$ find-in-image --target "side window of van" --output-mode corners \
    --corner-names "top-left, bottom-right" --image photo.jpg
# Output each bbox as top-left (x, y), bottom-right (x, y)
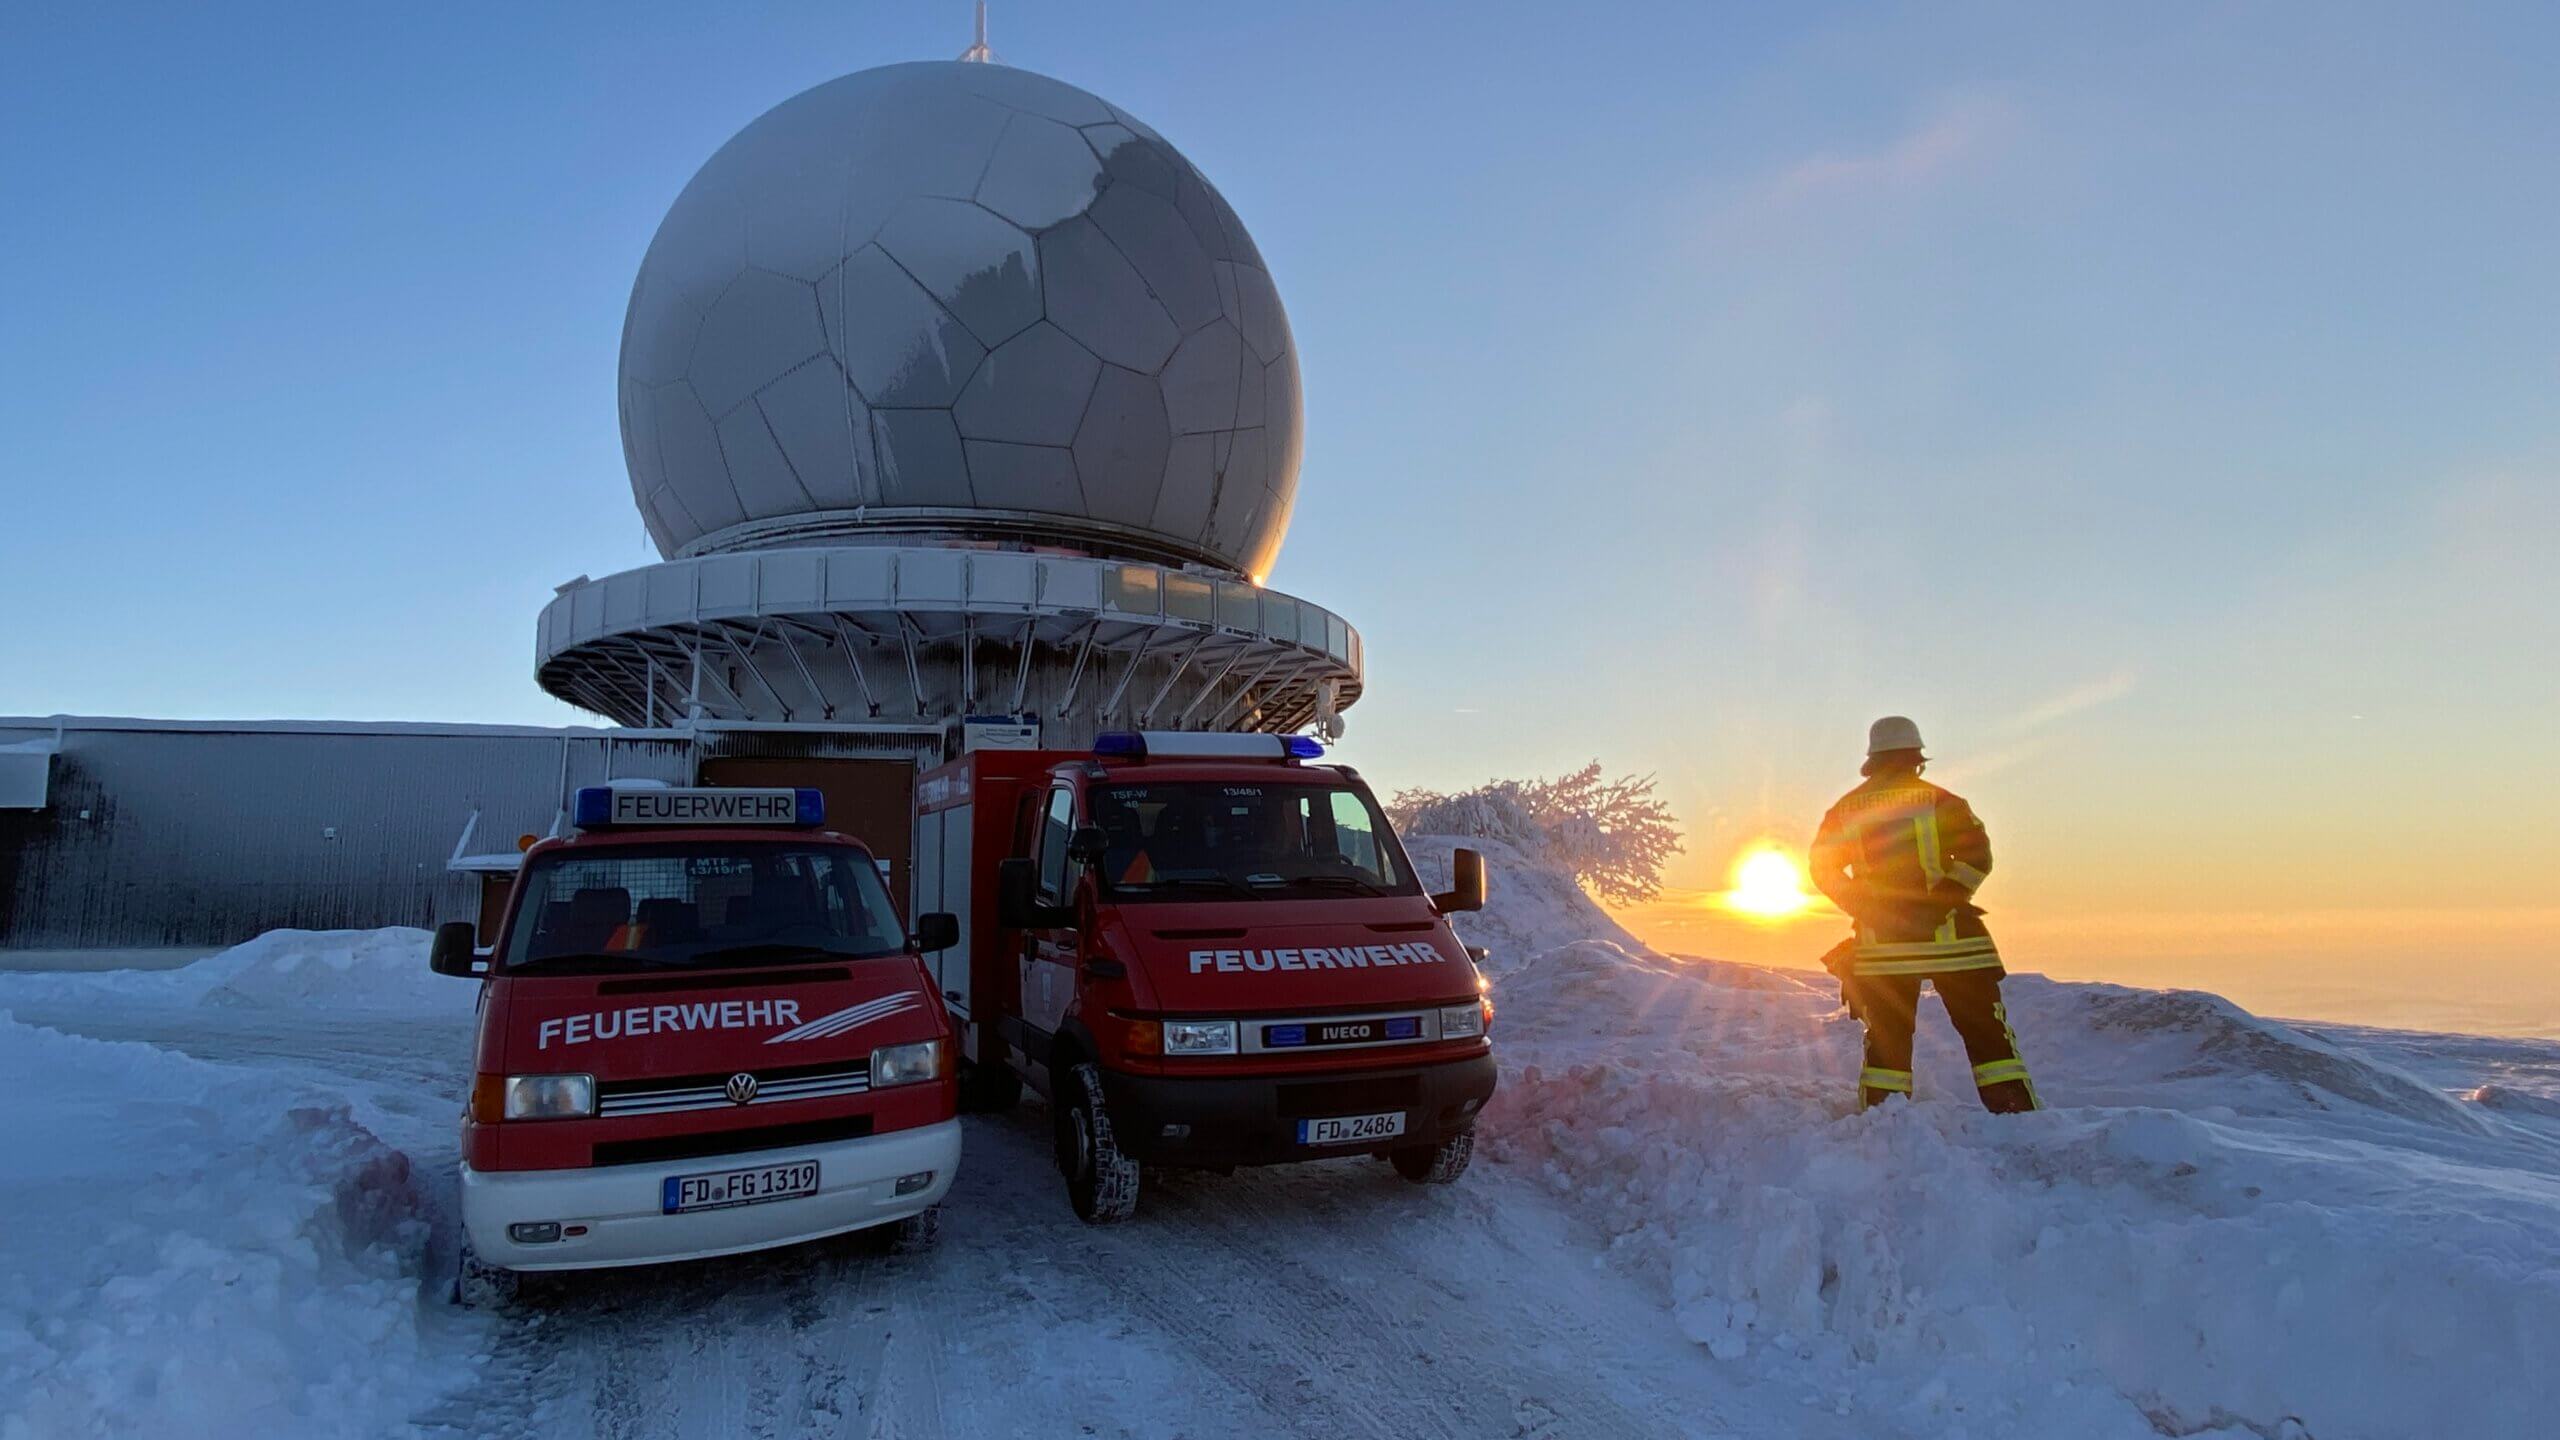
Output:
top-left (1327, 790), bottom-right (1384, 875)
top-left (1037, 786), bottom-right (1076, 901)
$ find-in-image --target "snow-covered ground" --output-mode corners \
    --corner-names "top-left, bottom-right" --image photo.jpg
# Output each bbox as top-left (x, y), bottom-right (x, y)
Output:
top-left (0, 932), bottom-right (482, 1440)
top-left (4, 857), bottom-right (2555, 1438)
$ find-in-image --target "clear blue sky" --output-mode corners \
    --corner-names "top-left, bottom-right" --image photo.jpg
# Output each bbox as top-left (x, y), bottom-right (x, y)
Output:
top-left (3, 3), bottom-right (2553, 1024)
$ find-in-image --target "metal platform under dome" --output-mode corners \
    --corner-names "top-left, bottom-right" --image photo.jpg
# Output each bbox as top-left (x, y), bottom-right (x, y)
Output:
top-left (536, 546), bottom-right (1362, 743)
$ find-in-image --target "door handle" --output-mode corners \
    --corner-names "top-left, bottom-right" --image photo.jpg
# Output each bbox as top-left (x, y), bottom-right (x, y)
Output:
top-left (1082, 958), bottom-right (1127, 980)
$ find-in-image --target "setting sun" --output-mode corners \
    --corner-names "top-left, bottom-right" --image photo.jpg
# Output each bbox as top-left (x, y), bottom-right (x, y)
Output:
top-left (1725, 847), bottom-right (1814, 918)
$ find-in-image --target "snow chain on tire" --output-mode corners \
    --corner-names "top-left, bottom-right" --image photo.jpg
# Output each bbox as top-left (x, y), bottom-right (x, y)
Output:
top-left (1390, 1129), bottom-right (1475, 1185)
top-left (887, 1204), bottom-right (941, 1254)
top-left (452, 1245), bottom-right (522, 1309)
top-left (1062, 1061), bottom-right (1141, 1223)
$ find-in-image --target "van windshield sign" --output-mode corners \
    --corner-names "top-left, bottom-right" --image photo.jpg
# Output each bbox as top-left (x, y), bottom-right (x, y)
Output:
top-left (573, 786), bottom-right (823, 828)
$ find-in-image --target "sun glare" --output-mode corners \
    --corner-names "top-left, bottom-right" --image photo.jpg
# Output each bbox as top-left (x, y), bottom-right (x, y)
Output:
top-left (1726, 847), bottom-right (1813, 919)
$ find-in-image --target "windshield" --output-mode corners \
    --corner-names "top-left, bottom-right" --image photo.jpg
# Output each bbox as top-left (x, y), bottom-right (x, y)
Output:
top-left (1085, 781), bottom-right (1415, 901)
top-left (502, 842), bottom-right (907, 973)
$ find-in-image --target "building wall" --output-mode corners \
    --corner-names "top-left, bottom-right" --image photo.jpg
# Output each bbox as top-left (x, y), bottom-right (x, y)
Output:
top-left (0, 720), bottom-right (693, 951)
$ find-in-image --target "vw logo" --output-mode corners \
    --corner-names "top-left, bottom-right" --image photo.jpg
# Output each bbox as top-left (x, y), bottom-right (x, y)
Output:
top-left (724, 1072), bottom-right (759, 1105)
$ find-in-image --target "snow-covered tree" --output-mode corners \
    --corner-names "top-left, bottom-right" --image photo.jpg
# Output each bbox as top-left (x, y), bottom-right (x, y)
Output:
top-left (1390, 764), bottom-right (1683, 905)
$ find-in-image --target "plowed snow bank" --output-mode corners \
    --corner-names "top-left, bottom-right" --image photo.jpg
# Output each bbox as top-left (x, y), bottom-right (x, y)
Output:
top-left (0, 927), bottom-right (470, 1017)
top-left (1409, 832), bottom-right (2560, 1440)
top-left (0, 1014), bottom-right (458, 1439)
top-left (1406, 835), bottom-right (1640, 973)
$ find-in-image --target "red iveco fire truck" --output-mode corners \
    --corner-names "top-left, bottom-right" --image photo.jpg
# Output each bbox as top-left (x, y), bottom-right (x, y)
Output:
top-left (910, 731), bottom-right (1494, 1222)
top-left (430, 784), bottom-right (962, 1303)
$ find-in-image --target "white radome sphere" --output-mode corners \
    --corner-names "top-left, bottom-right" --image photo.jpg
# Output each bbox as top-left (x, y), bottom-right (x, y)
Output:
top-left (618, 61), bottom-right (1302, 579)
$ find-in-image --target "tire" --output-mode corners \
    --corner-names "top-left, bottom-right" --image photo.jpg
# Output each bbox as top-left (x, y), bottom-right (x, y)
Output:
top-left (1055, 1061), bottom-right (1141, 1223)
top-left (452, 1242), bottom-right (522, 1309)
top-left (959, 1059), bottom-right (1023, 1114)
top-left (885, 1204), bottom-right (941, 1254)
top-left (1389, 1130), bottom-right (1475, 1185)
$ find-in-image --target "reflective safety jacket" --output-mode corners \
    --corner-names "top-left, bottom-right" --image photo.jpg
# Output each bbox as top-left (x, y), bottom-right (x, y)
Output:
top-left (1810, 773), bottom-right (2002, 976)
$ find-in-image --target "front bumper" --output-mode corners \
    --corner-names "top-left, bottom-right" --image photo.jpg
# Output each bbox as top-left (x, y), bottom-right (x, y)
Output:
top-left (1100, 1052), bottom-right (1496, 1167)
top-left (459, 1118), bottom-right (961, 1272)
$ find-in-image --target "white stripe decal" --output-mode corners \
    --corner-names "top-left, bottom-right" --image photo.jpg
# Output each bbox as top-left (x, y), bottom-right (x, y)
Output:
top-left (765, 992), bottom-right (924, 1045)
top-left (788, 996), bottom-right (913, 1042)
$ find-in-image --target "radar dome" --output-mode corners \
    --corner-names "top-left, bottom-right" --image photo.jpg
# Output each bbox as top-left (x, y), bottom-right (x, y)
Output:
top-left (618, 61), bottom-right (1303, 579)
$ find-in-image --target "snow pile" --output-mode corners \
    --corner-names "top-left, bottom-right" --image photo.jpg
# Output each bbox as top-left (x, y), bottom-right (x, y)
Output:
top-left (1426, 836), bottom-right (2560, 1439)
top-left (188, 927), bottom-right (463, 1013)
top-left (0, 927), bottom-right (471, 1017)
top-left (1405, 835), bottom-right (1641, 974)
top-left (0, 1014), bottom-right (462, 1439)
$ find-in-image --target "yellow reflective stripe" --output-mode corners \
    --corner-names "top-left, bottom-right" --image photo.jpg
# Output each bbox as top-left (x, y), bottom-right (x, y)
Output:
top-left (1857, 951), bottom-right (2004, 976)
top-left (1856, 937), bottom-right (2002, 959)
top-left (1859, 1066), bottom-right (1913, 1092)
top-left (1945, 860), bottom-right (1987, 891)
top-left (1913, 807), bottom-right (1945, 886)
top-left (1972, 1058), bottom-right (2031, 1086)
top-left (1994, 1001), bottom-right (2042, 1109)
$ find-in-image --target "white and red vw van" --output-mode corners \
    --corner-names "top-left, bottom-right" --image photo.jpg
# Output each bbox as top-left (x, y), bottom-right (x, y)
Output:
top-left (430, 785), bottom-right (961, 1302)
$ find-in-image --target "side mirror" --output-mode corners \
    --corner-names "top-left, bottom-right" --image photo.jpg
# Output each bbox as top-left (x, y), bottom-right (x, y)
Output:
top-left (1432, 848), bottom-right (1488, 915)
top-left (429, 921), bottom-right (484, 978)
top-left (1067, 824), bottom-right (1109, 865)
top-left (913, 911), bottom-right (960, 953)
top-left (997, 857), bottom-right (1075, 930)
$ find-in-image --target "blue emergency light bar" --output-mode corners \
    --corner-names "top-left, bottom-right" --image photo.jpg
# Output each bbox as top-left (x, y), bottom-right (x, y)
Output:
top-left (1093, 731), bottom-right (1324, 761)
top-left (573, 786), bottom-right (824, 829)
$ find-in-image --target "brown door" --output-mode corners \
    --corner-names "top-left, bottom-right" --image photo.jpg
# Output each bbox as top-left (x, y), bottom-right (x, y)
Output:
top-left (700, 757), bottom-right (917, 919)
top-left (475, 874), bottom-right (514, 946)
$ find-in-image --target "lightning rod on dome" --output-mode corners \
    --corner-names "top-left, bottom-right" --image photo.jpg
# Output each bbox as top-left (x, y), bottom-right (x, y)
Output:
top-left (958, 1), bottom-right (993, 63)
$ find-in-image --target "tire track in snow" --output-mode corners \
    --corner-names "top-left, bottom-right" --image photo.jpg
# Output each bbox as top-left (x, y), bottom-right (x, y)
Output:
top-left (937, 1105), bottom-right (1812, 1439)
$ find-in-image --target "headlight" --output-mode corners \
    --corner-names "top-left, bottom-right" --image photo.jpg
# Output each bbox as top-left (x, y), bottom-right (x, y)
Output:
top-left (1162, 1019), bottom-right (1239, 1055)
top-left (871, 1039), bottom-right (944, 1087)
top-left (503, 1074), bottom-right (595, 1120)
top-left (1439, 1003), bottom-right (1485, 1040)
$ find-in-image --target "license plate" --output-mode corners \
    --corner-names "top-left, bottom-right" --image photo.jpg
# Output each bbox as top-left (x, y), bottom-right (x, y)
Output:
top-left (662, 1159), bottom-right (820, 1214)
top-left (1297, 1111), bottom-right (1406, 1146)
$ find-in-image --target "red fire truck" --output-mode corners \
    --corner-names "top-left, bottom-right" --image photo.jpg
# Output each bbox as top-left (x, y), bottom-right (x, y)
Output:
top-left (911, 731), bottom-right (1494, 1222)
top-left (430, 784), bottom-right (962, 1303)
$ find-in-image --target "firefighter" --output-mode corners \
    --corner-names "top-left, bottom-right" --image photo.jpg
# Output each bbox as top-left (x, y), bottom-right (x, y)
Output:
top-left (1810, 717), bottom-right (2040, 1114)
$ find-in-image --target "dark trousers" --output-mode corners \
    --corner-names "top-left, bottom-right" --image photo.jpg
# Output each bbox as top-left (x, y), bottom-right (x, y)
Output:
top-left (1855, 970), bottom-right (2039, 1113)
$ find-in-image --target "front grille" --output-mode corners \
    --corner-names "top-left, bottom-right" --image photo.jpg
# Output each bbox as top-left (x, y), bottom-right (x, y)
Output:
top-left (1237, 1006), bottom-right (1444, 1055)
top-left (597, 1059), bottom-right (869, 1116)
top-left (1276, 1074), bottom-right (1422, 1118)
top-left (591, 1114), bottom-right (874, 1168)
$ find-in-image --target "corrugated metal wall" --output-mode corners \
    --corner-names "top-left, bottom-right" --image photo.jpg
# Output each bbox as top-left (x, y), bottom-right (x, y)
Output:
top-left (0, 722), bottom-right (694, 950)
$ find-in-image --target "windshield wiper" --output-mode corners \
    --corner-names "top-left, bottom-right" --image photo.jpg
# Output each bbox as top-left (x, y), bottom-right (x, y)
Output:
top-left (1121, 874), bottom-right (1253, 896)
top-left (688, 941), bottom-right (874, 966)
top-left (1283, 873), bottom-right (1388, 896)
top-left (507, 951), bottom-right (695, 974)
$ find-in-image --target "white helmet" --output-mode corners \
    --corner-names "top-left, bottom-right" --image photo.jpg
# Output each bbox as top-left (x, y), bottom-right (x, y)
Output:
top-left (1867, 715), bottom-right (1926, 757)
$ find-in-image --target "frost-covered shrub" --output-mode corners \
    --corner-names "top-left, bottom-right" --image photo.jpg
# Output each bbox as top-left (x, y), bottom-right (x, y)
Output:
top-left (1390, 763), bottom-right (1682, 904)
